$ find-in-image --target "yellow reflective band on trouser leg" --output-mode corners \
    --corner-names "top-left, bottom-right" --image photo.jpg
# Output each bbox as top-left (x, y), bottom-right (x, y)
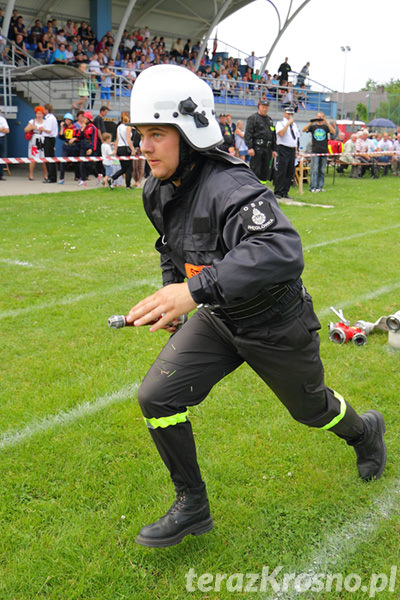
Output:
top-left (320, 391), bottom-right (347, 430)
top-left (144, 410), bottom-right (189, 430)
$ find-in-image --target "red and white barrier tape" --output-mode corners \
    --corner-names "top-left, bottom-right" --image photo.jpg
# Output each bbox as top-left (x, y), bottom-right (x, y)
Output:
top-left (301, 151), bottom-right (398, 158)
top-left (0, 155), bottom-right (146, 165)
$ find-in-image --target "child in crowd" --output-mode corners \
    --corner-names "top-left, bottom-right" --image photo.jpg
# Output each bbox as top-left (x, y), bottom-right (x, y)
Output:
top-left (101, 132), bottom-right (116, 181)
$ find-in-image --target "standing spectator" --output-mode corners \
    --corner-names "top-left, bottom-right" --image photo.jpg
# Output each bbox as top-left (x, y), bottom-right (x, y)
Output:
top-left (234, 119), bottom-right (249, 163)
top-left (43, 103), bottom-right (58, 183)
top-left (58, 112), bottom-right (80, 184)
top-left (73, 64), bottom-right (90, 110)
top-left (24, 106), bottom-right (48, 181)
top-left (101, 132), bottom-right (117, 183)
top-left (77, 110), bottom-right (98, 185)
top-left (218, 114), bottom-right (234, 153)
top-left (302, 112), bottom-right (335, 192)
top-left (93, 105), bottom-right (109, 179)
top-left (244, 100), bottom-right (277, 183)
top-left (277, 57), bottom-right (291, 85)
top-left (274, 106), bottom-right (300, 200)
top-left (99, 65), bottom-right (113, 109)
top-left (131, 126), bottom-right (145, 187)
top-left (105, 112), bottom-right (134, 189)
top-left (245, 50), bottom-right (258, 74)
top-left (392, 133), bottom-right (400, 176)
top-left (296, 62), bottom-right (310, 86)
top-left (0, 108), bottom-right (10, 181)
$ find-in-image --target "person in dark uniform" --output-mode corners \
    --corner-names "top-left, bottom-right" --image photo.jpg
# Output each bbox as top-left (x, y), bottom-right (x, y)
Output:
top-left (122, 65), bottom-right (387, 548)
top-left (277, 57), bottom-right (291, 85)
top-left (274, 105), bottom-right (300, 199)
top-left (218, 113), bottom-right (234, 153)
top-left (244, 99), bottom-right (276, 183)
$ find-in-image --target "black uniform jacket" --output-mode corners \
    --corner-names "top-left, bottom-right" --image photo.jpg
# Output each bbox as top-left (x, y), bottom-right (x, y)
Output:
top-left (244, 113), bottom-right (276, 152)
top-left (142, 150), bottom-right (304, 320)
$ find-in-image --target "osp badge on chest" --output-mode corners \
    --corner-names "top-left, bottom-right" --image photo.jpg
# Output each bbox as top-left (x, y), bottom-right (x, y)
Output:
top-left (240, 199), bottom-right (275, 232)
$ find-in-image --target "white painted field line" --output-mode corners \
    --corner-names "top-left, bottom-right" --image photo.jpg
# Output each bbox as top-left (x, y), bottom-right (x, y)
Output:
top-left (0, 277), bottom-right (159, 320)
top-left (266, 480), bottom-right (400, 600)
top-left (0, 258), bottom-right (36, 267)
top-left (0, 382), bottom-right (139, 451)
top-left (304, 223), bottom-right (400, 251)
top-left (317, 279), bottom-right (400, 320)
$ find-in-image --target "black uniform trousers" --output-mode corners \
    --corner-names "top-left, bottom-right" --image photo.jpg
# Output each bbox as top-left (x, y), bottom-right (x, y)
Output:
top-left (250, 146), bottom-right (273, 181)
top-left (275, 144), bottom-right (296, 197)
top-left (137, 293), bottom-right (364, 489)
top-left (44, 136), bottom-right (57, 182)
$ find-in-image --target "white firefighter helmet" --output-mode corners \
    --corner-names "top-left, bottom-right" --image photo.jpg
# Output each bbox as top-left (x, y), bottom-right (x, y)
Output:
top-left (129, 64), bottom-right (223, 151)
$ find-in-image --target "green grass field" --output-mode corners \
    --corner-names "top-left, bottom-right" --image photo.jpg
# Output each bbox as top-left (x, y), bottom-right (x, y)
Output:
top-left (1, 175), bottom-right (400, 600)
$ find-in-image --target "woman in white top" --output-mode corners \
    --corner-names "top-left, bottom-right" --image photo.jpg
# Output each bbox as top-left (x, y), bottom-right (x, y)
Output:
top-left (24, 106), bottom-right (48, 181)
top-left (105, 112), bottom-right (134, 189)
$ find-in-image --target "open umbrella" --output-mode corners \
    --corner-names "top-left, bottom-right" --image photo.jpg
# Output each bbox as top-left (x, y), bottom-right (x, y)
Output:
top-left (367, 118), bottom-right (397, 128)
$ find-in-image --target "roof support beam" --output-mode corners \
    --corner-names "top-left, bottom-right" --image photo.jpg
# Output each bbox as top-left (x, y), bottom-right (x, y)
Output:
top-left (259, 0), bottom-right (312, 74)
top-left (194, 0), bottom-right (233, 72)
top-left (111, 0), bottom-right (138, 61)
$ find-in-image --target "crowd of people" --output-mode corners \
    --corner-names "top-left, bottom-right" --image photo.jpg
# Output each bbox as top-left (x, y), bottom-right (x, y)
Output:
top-left (20, 104), bottom-right (146, 187)
top-left (3, 10), bottom-right (310, 110)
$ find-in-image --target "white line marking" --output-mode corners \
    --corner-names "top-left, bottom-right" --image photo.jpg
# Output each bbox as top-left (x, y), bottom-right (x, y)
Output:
top-left (0, 383), bottom-right (139, 451)
top-left (0, 258), bottom-right (35, 267)
top-left (304, 223), bottom-right (400, 250)
top-left (317, 280), bottom-right (400, 320)
top-left (267, 481), bottom-right (400, 599)
top-left (0, 278), bottom-right (159, 320)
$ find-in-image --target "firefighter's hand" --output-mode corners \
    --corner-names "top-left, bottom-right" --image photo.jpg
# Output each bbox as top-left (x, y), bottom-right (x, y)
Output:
top-left (248, 148), bottom-right (255, 157)
top-left (126, 283), bottom-right (196, 332)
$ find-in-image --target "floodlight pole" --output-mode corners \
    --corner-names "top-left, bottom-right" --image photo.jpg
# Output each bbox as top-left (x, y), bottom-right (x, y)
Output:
top-left (340, 45), bottom-right (351, 118)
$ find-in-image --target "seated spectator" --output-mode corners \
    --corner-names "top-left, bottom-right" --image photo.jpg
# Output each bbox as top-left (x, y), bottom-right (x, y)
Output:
top-left (34, 32), bottom-right (51, 61)
top-left (122, 60), bottom-right (137, 84)
top-left (49, 42), bottom-right (68, 64)
top-left (30, 19), bottom-right (43, 39)
top-left (341, 133), bottom-right (359, 177)
top-left (78, 21), bottom-right (90, 41)
top-left (56, 29), bottom-right (67, 46)
top-left (392, 133), bottom-right (400, 176)
top-left (11, 33), bottom-right (28, 64)
top-left (74, 43), bottom-right (88, 65)
top-left (65, 44), bottom-right (74, 63)
top-left (64, 20), bottom-right (76, 40)
top-left (88, 53), bottom-right (101, 76)
top-left (354, 130), bottom-right (378, 178)
top-left (376, 132), bottom-right (393, 173)
top-left (86, 25), bottom-right (97, 45)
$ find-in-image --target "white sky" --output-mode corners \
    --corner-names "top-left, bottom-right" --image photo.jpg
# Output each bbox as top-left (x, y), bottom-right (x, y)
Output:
top-left (212, 0), bottom-right (398, 93)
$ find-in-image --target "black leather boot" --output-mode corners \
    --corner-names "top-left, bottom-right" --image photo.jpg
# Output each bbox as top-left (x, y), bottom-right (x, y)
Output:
top-left (350, 410), bottom-right (387, 481)
top-left (136, 484), bottom-right (213, 547)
